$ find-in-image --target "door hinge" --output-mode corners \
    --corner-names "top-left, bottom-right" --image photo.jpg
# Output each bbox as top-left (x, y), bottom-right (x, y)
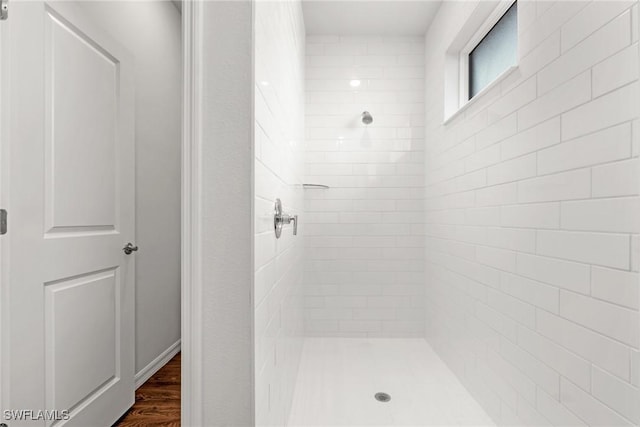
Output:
top-left (0, 209), bottom-right (6, 235)
top-left (1, 0), bottom-right (8, 21)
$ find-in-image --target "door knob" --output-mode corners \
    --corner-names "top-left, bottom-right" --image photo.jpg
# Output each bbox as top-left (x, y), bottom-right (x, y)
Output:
top-left (123, 243), bottom-right (139, 255)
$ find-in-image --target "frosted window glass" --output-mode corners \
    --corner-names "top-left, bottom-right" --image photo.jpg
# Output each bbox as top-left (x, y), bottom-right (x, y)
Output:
top-left (469, 2), bottom-right (517, 99)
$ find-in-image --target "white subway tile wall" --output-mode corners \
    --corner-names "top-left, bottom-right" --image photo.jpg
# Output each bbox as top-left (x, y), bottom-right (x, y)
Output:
top-left (304, 35), bottom-right (426, 337)
top-left (424, 1), bottom-right (639, 426)
top-left (254, 2), bottom-right (305, 426)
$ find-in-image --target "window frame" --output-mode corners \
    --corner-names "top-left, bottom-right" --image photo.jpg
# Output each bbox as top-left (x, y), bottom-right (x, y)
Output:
top-left (443, 0), bottom-right (518, 123)
top-left (460, 0), bottom-right (517, 104)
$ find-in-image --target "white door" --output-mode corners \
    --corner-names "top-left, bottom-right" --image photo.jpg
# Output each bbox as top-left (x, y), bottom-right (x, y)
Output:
top-left (3, 1), bottom-right (135, 426)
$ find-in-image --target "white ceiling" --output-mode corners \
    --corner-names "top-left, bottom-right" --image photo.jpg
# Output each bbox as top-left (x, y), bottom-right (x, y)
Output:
top-left (302, 1), bottom-right (442, 36)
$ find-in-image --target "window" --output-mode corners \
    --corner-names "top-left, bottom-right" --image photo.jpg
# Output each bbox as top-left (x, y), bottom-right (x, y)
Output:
top-left (468, 1), bottom-right (518, 99)
top-left (443, 0), bottom-right (518, 122)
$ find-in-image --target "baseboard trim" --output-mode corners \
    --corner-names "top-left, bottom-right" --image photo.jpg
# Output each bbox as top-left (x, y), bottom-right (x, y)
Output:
top-left (135, 339), bottom-right (181, 389)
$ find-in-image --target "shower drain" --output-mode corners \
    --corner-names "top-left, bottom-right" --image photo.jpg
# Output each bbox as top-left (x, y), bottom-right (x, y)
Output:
top-left (374, 392), bottom-right (391, 402)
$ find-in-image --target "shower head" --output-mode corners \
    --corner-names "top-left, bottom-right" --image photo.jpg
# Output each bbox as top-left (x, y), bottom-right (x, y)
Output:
top-left (362, 111), bottom-right (373, 125)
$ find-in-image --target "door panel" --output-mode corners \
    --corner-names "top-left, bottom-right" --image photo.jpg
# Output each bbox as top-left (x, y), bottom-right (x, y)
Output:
top-left (45, 9), bottom-right (118, 233)
top-left (7, 2), bottom-right (135, 426)
top-left (45, 269), bottom-right (118, 414)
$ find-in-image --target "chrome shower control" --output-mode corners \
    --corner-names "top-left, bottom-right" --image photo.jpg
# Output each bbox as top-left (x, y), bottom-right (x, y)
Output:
top-left (274, 198), bottom-right (298, 239)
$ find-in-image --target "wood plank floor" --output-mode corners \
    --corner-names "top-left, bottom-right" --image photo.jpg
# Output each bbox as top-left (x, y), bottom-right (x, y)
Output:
top-left (114, 353), bottom-right (181, 427)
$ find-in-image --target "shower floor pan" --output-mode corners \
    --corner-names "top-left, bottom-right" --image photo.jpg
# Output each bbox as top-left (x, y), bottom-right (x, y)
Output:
top-left (288, 338), bottom-right (495, 426)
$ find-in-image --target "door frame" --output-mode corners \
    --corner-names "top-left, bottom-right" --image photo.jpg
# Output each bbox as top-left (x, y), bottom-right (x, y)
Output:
top-left (181, 0), bottom-right (203, 425)
top-left (0, 11), bottom-right (8, 419)
top-left (180, 0), bottom-right (257, 424)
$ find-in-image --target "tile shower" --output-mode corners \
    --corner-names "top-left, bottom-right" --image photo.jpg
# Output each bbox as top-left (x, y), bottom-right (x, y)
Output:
top-left (304, 35), bottom-right (426, 338)
top-left (252, 1), bottom-right (640, 426)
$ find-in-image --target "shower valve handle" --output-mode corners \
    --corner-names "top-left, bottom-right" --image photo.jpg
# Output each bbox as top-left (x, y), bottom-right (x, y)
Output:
top-left (281, 214), bottom-right (298, 235)
top-left (274, 198), bottom-right (298, 238)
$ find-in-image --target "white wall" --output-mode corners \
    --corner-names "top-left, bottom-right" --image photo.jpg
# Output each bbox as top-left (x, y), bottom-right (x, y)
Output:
top-left (194, 2), bottom-right (305, 424)
top-left (423, 1), bottom-right (640, 425)
top-left (199, 1), bottom-right (254, 424)
top-left (76, 1), bottom-right (182, 381)
top-left (254, 1), bottom-right (306, 425)
top-left (304, 35), bottom-right (426, 337)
